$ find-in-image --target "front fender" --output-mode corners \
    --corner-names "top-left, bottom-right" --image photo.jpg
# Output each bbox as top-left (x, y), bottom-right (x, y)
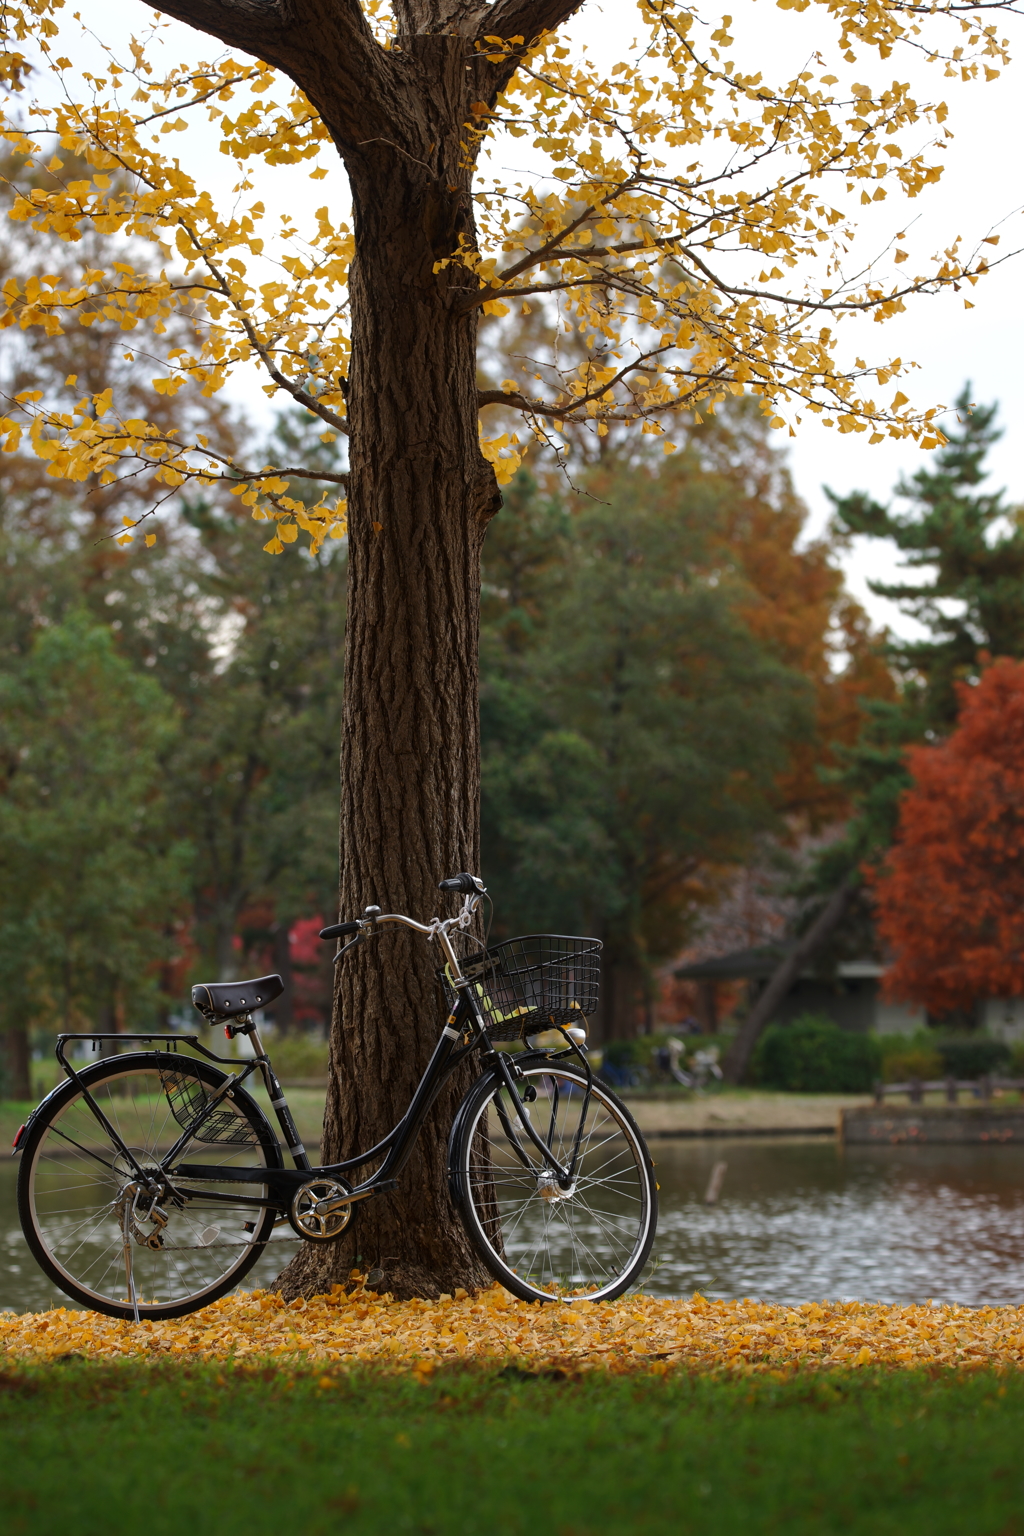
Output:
top-left (446, 1084), bottom-right (476, 1209)
top-left (446, 1066), bottom-right (502, 1209)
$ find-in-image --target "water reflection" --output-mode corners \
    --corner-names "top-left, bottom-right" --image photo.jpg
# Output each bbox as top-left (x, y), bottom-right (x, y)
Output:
top-left (648, 1138), bottom-right (1024, 1306)
top-left (4, 1137), bottom-right (1024, 1312)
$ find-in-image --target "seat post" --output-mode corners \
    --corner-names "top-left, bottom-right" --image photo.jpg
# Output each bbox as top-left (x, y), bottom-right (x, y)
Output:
top-left (246, 1021), bottom-right (267, 1059)
top-left (238, 1019), bottom-right (311, 1171)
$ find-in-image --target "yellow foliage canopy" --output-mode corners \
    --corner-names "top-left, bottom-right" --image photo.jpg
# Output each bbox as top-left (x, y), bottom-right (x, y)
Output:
top-left (0, 0), bottom-right (1017, 548)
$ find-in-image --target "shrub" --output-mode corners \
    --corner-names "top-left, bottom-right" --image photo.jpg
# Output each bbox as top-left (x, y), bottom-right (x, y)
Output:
top-left (933, 1037), bottom-right (1010, 1080)
top-left (882, 1047), bottom-right (943, 1084)
top-left (751, 1014), bottom-right (881, 1093)
top-left (260, 1031), bottom-right (329, 1081)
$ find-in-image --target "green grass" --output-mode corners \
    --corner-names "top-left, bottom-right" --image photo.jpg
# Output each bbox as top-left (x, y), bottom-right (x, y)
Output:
top-left (2, 1363), bottom-right (1024, 1536)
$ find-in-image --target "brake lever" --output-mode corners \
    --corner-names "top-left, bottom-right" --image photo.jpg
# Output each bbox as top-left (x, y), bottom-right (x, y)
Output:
top-left (334, 931), bottom-right (368, 966)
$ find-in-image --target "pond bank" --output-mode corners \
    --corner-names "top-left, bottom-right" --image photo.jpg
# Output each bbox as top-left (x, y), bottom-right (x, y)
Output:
top-left (842, 1103), bottom-right (1024, 1144)
top-left (620, 1089), bottom-right (864, 1137)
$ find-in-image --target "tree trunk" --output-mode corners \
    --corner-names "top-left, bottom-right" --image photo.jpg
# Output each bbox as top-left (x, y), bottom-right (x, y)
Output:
top-left (277, 109), bottom-right (500, 1301)
top-left (271, 921), bottom-right (294, 1033)
top-left (696, 980), bottom-right (718, 1034)
top-left (133, 3), bottom-right (583, 1301)
top-left (4, 1025), bottom-right (31, 1101)
top-left (722, 877), bottom-right (858, 1083)
top-left (214, 914), bottom-right (240, 983)
top-left (600, 951), bottom-right (645, 1040)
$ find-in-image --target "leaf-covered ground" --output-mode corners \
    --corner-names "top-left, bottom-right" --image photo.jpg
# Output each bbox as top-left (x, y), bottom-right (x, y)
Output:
top-left (5, 1284), bottom-right (1024, 1372)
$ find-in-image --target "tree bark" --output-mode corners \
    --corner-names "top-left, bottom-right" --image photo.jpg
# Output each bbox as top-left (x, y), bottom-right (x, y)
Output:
top-left (722, 876), bottom-right (858, 1084)
top-left (696, 980), bottom-right (718, 1034)
top-left (602, 952), bottom-right (645, 1040)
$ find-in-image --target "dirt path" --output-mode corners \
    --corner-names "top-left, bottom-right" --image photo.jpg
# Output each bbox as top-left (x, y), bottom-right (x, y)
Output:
top-left (620, 1090), bottom-right (869, 1136)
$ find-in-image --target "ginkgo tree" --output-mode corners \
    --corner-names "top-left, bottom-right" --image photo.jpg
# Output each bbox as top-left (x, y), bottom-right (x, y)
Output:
top-left (0, 0), bottom-right (1019, 1298)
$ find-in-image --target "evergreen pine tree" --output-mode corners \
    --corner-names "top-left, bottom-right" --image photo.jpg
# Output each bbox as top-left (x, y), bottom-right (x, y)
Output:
top-left (828, 384), bottom-right (1024, 728)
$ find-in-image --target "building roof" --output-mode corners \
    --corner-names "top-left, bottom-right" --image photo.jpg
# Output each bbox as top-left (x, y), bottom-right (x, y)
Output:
top-left (675, 947), bottom-right (883, 982)
top-left (675, 946), bottom-right (784, 981)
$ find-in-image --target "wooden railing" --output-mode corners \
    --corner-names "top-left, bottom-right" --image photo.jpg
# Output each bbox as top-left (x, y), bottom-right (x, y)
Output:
top-left (873, 1076), bottom-right (1024, 1105)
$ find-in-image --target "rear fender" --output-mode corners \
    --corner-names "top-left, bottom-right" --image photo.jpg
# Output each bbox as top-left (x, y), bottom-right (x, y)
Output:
top-left (12, 1078), bottom-right (70, 1153)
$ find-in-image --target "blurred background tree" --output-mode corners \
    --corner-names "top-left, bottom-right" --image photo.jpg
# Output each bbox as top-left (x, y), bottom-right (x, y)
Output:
top-left (0, 157), bottom-right (347, 1087)
top-left (723, 389), bottom-right (1024, 1078)
top-left (0, 615), bottom-right (188, 1096)
top-left (870, 658), bottom-right (1024, 1021)
top-left (829, 387), bottom-right (1024, 732)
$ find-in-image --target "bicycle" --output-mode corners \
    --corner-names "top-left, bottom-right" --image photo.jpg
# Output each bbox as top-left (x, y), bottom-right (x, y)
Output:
top-left (14, 874), bottom-right (658, 1320)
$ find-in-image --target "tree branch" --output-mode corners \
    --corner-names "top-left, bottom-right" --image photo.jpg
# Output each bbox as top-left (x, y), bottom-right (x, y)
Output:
top-left (466, 1), bottom-right (586, 98)
top-left (477, 0), bottom-right (586, 44)
top-left (722, 875), bottom-right (859, 1084)
top-left (141, 0), bottom-right (395, 145)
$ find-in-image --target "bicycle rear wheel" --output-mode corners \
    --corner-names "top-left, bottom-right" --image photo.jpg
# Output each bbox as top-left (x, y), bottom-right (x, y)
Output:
top-left (450, 1061), bottom-right (657, 1302)
top-left (18, 1052), bottom-right (282, 1320)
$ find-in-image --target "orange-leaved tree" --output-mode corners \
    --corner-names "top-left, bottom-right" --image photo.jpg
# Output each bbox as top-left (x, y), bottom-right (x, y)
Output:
top-left (0, 0), bottom-right (1019, 1297)
top-left (701, 407), bottom-right (896, 828)
top-left (872, 657), bottom-right (1024, 1016)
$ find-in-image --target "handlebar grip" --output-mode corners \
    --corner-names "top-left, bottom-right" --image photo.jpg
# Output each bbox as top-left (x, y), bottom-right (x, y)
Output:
top-left (319, 921), bottom-right (361, 940)
top-left (438, 872), bottom-right (485, 895)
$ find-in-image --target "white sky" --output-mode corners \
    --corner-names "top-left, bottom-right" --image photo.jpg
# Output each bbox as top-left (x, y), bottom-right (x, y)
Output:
top-left (35, 2), bottom-right (1024, 634)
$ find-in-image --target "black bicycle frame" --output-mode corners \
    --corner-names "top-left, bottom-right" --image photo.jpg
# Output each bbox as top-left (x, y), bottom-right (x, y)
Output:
top-left (42, 989), bottom-right (594, 1215)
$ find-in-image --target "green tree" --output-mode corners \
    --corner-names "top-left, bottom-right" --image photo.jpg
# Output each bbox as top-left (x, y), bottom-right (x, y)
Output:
top-left (828, 386), bottom-right (1024, 730)
top-left (56, 409), bottom-right (348, 1001)
top-left (0, 400), bottom-right (346, 1037)
top-left (168, 468), bottom-right (346, 990)
top-left (481, 461), bottom-right (808, 1034)
top-left (0, 614), bottom-right (189, 1096)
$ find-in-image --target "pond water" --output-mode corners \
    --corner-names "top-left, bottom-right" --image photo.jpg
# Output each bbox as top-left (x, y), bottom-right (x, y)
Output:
top-left (5, 1137), bottom-right (1024, 1313)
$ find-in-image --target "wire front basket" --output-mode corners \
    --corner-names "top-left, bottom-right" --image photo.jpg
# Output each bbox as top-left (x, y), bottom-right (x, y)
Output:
top-left (441, 934), bottom-right (601, 1042)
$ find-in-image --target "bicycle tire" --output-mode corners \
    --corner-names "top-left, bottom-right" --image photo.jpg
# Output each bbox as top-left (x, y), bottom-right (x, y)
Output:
top-left (18, 1052), bottom-right (283, 1320)
top-left (449, 1060), bottom-right (657, 1302)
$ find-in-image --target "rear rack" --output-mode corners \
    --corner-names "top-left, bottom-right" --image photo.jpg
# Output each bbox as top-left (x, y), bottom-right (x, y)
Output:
top-left (55, 1032), bottom-right (245, 1070)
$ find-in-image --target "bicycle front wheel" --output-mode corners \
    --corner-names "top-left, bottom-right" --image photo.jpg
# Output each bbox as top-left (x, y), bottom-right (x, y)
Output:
top-left (450, 1061), bottom-right (657, 1302)
top-left (18, 1052), bottom-right (282, 1320)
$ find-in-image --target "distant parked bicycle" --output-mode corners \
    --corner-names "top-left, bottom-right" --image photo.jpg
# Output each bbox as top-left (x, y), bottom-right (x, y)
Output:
top-left (672, 1041), bottom-right (724, 1091)
top-left (652, 1039), bottom-right (723, 1090)
top-left (14, 875), bottom-right (658, 1320)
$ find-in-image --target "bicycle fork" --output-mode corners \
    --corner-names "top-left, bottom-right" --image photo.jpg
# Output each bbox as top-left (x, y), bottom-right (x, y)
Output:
top-left (488, 1033), bottom-right (594, 1188)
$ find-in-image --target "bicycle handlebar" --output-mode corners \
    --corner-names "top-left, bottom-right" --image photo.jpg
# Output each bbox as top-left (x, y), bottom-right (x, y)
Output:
top-left (318, 875), bottom-right (486, 954)
top-left (438, 872), bottom-right (485, 896)
top-left (318, 920), bottom-right (360, 941)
